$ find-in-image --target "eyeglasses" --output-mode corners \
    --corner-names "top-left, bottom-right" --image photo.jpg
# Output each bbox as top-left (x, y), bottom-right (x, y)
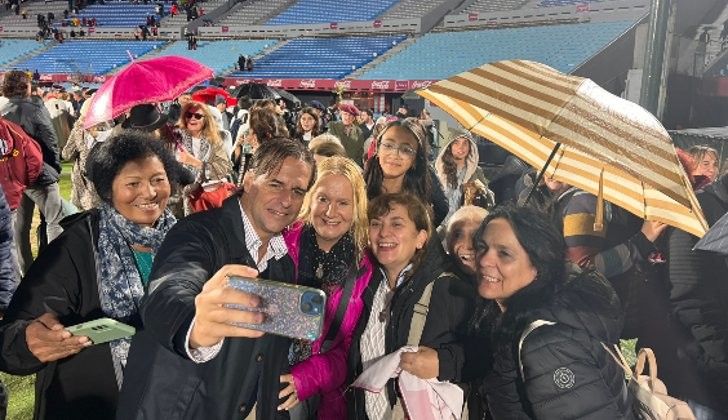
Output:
top-left (185, 112), bottom-right (204, 120)
top-left (379, 141), bottom-right (416, 158)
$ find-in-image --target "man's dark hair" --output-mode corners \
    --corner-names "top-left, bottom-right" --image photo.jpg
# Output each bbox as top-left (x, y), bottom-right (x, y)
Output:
top-left (248, 137), bottom-right (316, 190)
top-left (86, 130), bottom-right (180, 202)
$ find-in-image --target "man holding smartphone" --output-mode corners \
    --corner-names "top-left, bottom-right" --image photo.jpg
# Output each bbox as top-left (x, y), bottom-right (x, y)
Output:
top-left (117, 138), bottom-right (316, 419)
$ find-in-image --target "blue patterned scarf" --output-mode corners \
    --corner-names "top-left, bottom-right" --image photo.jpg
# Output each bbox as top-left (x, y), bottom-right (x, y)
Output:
top-left (97, 202), bottom-right (176, 387)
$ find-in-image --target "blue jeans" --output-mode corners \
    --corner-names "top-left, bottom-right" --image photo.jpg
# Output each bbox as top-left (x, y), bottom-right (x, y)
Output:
top-left (689, 400), bottom-right (728, 420)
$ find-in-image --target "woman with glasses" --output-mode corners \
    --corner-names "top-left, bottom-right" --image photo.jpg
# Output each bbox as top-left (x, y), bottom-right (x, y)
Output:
top-left (174, 101), bottom-right (232, 215)
top-left (363, 118), bottom-right (449, 227)
top-left (346, 193), bottom-right (474, 419)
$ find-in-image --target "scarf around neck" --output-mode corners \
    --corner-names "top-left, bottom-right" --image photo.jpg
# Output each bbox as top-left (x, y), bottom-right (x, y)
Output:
top-left (97, 202), bottom-right (176, 387)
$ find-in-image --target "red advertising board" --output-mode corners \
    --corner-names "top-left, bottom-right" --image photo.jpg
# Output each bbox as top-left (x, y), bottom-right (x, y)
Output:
top-left (468, 13), bottom-right (479, 21)
top-left (329, 22), bottom-right (338, 30)
top-left (373, 20), bottom-right (382, 28)
top-left (222, 78), bottom-right (440, 92)
top-left (221, 26), bottom-right (229, 33)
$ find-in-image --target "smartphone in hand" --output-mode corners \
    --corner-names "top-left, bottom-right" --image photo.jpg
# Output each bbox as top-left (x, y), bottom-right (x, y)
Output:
top-left (66, 318), bottom-right (136, 345)
top-left (226, 277), bottom-right (326, 341)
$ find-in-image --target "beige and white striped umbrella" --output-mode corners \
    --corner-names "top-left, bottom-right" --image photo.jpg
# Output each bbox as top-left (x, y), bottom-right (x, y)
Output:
top-left (418, 59), bottom-right (708, 237)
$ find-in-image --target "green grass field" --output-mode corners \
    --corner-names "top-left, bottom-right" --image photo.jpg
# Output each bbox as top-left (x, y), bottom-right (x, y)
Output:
top-left (0, 162), bottom-right (638, 419)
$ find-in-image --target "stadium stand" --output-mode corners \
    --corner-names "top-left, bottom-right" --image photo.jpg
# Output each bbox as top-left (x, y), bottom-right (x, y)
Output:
top-left (537, 0), bottom-right (607, 7)
top-left (217, 0), bottom-right (293, 26)
top-left (3, 40), bottom-right (167, 74)
top-left (227, 35), bottom-right (405, 79)
top-left (0, 1), bottom-right (70, 28)
top-left (461, 0), bottom-right (532, 14)
top-left (379, 0), bottom-right (453, 19)
top-left (265, 0), bottom-right (397, 25)
top-left (140, 39), bottom-right (277, 75)
top-left (0, 39), bottom-right (51, 68)
top-left (76, 2), bottom-right (170, 28)
top-left (358, 21), bottom-right (635, 79)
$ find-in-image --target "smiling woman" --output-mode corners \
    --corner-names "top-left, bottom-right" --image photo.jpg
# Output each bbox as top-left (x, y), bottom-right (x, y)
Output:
top-left (278, 156), bottom-right (374, 419)
top-left (470, 205), bottom-right (634, 419)
top-left (346, 192), bottom-right (475, 419)
top-left (0, 130), bottom-right (180, 420)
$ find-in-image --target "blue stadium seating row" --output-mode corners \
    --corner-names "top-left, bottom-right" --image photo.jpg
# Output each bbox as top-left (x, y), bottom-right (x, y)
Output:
top-left (266, 0), bottom-right (397, 25)
top-left (537, 0), bottom-right (605, 7)
top-left (359, 21), bottom-right (634, 80)
top-left (5, 40), bottom-right (167, 75)
top-left (228, 36), bottom-right (405, 79)
top-left (0, 40), bottom-right (51, 68)
top-left (142, 39), bottom-right (277, 75)
top-left (76, 2), bottom-right (171, 28)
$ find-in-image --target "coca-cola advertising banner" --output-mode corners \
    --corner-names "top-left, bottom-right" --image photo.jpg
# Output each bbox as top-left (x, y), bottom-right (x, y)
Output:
top-left (223, 78), bottom-right (438, 92)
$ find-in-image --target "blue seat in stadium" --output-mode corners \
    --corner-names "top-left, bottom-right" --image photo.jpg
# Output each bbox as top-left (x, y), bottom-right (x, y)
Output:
top-left (358, 21), bottom-right (634, 80)
top-left (228, 36), bottom-right (405, 79)
top-left (5, 40), bottom-right (167, 75)
top-left (73, 2), bottom-right (172, 28)
top-left (536, 0), bottom-right (604, 7)
top-left (142, 39), bottom-right (277, 75)
top-left (266, 0), bottom-right (397, 25)
top-left (0, 40), bottom-right (51, 68)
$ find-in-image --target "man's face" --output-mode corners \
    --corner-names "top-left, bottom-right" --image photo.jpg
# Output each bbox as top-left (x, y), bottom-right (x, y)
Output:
top-left (242, 157), bottom-right (313, 243)
top-left (360, 111), bottom-right (372, 124)
top-left (178, 94), bottom-right (192, 105)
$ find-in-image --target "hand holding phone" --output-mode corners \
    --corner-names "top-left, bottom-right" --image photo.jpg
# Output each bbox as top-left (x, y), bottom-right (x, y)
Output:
top-left (189, 264), bottom-right (267, 349)
top-left (226, 276), bottom-right (326, 341)
top-left (26, 312), bottom-right (91, 363)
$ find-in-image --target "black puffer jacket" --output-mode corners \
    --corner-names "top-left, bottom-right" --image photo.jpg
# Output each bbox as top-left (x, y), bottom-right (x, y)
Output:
top-left (1, 97), bottom-right (61, 186)
top-left (483, 267), bottom-right (633, 420)
top-left (665, 173), bottom-right (728, 414)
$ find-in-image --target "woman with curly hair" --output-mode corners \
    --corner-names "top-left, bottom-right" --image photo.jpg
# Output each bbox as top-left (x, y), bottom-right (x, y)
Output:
top-left (0, 131), bottom-right (179, 419)
top-left (363, 118), bottom-right (448, 226)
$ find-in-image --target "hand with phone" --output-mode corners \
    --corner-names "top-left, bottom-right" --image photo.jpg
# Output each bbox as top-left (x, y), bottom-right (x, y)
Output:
top-left (25, 313), bottom-right (91, 363)
top-left (189, 264), bottom-right (266, 349)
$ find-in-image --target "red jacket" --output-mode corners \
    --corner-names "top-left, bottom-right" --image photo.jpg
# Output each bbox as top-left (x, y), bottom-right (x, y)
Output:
top-left (0, 117), bottom-right (43, 210)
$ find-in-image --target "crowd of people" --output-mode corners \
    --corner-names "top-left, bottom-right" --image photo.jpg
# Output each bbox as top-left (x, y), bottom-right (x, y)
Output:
top-left (0, 66), bottom-right (726, 420)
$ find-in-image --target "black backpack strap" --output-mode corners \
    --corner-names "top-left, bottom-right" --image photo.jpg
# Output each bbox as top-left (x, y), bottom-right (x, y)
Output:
top-left (321, 264), bottom-right (364, 353)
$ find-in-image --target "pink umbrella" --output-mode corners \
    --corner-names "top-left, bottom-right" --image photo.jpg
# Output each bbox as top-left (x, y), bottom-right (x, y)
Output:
top-left (84, 54), bottom-right (214, 128)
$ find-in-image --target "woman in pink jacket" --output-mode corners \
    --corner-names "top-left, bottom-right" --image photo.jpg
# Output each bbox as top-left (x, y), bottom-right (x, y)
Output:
top-left (280, 156), bottom-right (374, 420)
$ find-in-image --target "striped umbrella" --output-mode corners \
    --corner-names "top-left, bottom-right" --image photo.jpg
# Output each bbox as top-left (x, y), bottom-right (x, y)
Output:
top-left (418, 59), bottom-right (708, 237)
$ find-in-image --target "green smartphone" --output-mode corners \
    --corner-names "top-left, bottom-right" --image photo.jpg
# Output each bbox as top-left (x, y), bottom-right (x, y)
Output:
top-left (66, 318), bottom-right (136, 345)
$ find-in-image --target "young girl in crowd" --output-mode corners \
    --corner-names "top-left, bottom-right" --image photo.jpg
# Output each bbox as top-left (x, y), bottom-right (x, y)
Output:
top-left (363, 118), bottom-right (448, 226)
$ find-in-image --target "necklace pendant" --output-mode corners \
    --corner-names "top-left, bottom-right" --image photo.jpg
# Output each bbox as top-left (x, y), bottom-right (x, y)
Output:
top-left (315, 264), bottom-right (324, 279)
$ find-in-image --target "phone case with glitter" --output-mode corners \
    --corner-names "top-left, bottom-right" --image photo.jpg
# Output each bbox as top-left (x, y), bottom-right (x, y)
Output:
top-left (226, 277), bottom-right (326, 341)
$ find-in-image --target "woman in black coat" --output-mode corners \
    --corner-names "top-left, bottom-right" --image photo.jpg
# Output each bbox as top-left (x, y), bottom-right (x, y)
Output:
top-left (346, 193), bottom-right (474, 419)
top-left (0, 131), bottom-right (179, 420)
top-left (472, 205), bottom-right (633, 419)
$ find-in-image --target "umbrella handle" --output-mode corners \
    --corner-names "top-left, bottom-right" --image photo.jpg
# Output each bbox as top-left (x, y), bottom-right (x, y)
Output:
top-left (519, 143), bottom-right (561, 207)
